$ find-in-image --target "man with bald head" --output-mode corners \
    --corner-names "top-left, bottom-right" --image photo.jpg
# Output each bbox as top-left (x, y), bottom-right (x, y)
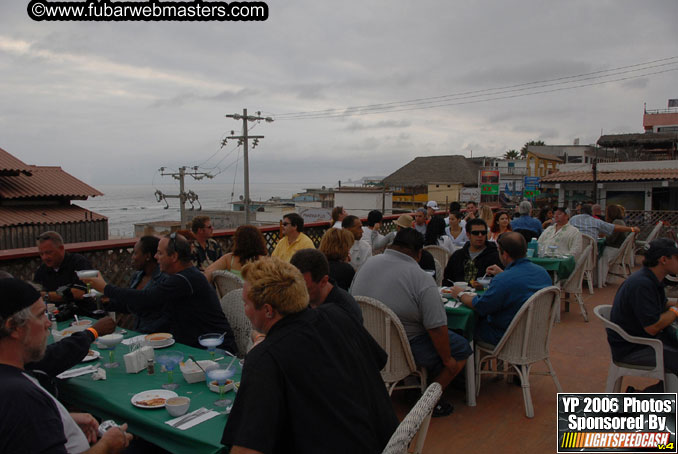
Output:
top-left (449, 232), bottom-right (552, 344)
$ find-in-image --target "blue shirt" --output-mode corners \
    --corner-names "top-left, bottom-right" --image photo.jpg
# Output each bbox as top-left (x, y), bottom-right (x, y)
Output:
top-left (569, 213), bottom-right (615, 238)
top-left (472, 257), bottom-right (552, 345)
top-left (510, 215), bottom-right (543, 235)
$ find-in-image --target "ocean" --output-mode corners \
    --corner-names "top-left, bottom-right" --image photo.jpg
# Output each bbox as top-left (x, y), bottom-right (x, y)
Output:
top-left (77, 183), bottom-right (304, 238)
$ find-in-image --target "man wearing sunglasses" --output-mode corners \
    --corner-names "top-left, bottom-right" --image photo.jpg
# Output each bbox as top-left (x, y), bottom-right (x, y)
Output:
top-left (443, 218), bottom-right (503, 286)
top-left (190, 216), bottom-right (222, 271)
top-left (271, 213), bottom-right (315, 262)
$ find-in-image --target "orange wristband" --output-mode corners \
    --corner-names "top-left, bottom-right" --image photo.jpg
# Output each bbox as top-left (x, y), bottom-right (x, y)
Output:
top-left (86, 327), bottom-right (99, 340)
top-left (669, 307), bottom-right (678, 318)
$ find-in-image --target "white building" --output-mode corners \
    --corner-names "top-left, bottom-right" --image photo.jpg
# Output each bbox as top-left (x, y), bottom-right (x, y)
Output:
top-left (333, 187), bottom-right (393, 218)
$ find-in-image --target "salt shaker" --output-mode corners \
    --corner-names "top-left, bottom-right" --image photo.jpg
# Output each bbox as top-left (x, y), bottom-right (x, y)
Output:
top-left (147, 359), bottom-right (155, 375)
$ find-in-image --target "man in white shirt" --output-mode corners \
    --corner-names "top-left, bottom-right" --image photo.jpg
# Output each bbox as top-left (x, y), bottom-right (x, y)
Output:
top-left (537, 207), bottom-right (583, 256)
top-left (342, 215), bottom-right (372, 271)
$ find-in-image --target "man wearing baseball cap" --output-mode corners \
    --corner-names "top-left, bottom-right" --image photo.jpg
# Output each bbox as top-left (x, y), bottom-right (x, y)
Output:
top-left (0, 278), bottom-right (131, 453)
top-left (607, 239), bottom-right (678, 386)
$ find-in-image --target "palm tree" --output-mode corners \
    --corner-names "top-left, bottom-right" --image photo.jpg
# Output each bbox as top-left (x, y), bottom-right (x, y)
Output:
top-left (520, 140), bottom-right (545, 158)
top-left (504, 149), bottom-right (520, 159)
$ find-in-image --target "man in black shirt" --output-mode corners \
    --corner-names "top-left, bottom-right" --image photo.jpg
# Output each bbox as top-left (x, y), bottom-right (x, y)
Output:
top-left (82, 233), bottom-right (237, 353)
top-left (290, 248), bottom-right (362, 323)
top-left (33, 231), bottom-right (92, 302)
top-left (444, 218), bottom-right (503, 285)
top-left (222, 258), bottom-right (397, 454)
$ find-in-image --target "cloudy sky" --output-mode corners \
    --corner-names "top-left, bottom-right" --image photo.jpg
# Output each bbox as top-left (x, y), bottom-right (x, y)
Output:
top-left (1, 0), bottom-right (677, 193)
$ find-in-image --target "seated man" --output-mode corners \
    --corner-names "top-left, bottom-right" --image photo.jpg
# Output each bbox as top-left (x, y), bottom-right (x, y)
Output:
top-left (0, 278), bottom-right (132, 453)
top-left (342, 215), bottom-right (372, 271)
top-left (443, 218), bottom-right (503, 286)
top-left (510, 201), bottom-right (543, 239)
top-left (537, 207), bottom-right (582, 256)
top-left (191, 216), bottom-right (223, 271)
top-left (608, 239), bottom-right (678, 382)
top-left (271, 213), bottom-right (315, 262)
top-left (222, 258), bottom-right (398, 453)
top-left (290, 248), bottom-right (363, 323)
top-left (570, 203), bottom-right (639, 239)
top-left (34, 231), bottom-right (93, 303)
top-left (351, 228), bottom-right (472, 417)
top-left (449, 232), bottom-right (552, 345)
top-left (82, 233), bottom-right (238, 353)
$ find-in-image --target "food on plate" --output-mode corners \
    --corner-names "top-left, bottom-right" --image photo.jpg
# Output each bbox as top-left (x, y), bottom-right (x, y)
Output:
top-left (136, 397), bottom-right (166, 407)
top-left (440, 288), bottom-right (454, 294)
top-left (88, 349), bottom-right (95, 356)
top-left (210, 379), bottom-right (233, 387)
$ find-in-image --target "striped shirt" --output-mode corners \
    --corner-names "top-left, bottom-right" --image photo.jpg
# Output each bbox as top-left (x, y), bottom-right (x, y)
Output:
top-left (569, 214), bottom-right (615, 238)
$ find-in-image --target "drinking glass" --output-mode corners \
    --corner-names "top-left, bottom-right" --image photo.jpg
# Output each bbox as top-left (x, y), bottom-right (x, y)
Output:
top-left (198, 333), bottom-right (223, 360)
top-left (156, 351), bottom-right (184, 390)
top-left (98, 334), bottom-right (124, 368)
top-left (207, 367), bottom-right (235, 407)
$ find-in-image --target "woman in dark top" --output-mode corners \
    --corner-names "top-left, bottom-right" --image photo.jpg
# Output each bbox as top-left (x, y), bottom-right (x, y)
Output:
top-left (319, 228), bottom-right (355, 291)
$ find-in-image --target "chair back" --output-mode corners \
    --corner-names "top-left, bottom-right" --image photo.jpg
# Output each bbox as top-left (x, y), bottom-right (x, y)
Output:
top-left (432, 258), bottom-right (443, 286)
top-left (492, 286), bottom-right (560, 365)
top-left (212, 270), bottom-right (243, 299)
top-left (220, 289), bottom-right (252, 357)
top-left (423, 245), bottom-right (449, 269)
top-left (608, 232), bottom-right (636, 277)
top-left (560, 245), bottom-right (591, 294)
top-left (644, 221), bottom-right (663, 244)
top-left (355, 296), bottom-right (419, 384)
top-left (514, 228), bottom-right (538, 242)
top-left (580, 234), bottom-right (597, 273)
top-left (381, 382), bottom-right (442, 454)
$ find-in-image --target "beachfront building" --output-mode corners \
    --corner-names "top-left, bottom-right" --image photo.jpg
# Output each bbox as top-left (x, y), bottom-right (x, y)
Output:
top-left (383, 155), bottom-right (480, 212)
top-left (0, 147), bottom-right (107, 249)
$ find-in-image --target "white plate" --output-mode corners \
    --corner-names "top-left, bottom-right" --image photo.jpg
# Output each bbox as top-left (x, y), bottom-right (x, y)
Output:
top-left (131, 389), bottom-right (178, 409)
top-left (82, 350), bottom-right (100, 362)
top-left (152, 339), bottom-right (176, 349)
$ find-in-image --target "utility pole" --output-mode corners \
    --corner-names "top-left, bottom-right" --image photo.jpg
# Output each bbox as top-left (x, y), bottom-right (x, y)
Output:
top-left (155, 166), bottom-right (211, 228)
top-left (224, 109), bottom-right (273, 224)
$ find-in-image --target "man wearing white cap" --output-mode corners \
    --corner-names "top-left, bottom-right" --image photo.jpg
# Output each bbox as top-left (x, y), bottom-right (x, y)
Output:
top-left (426, 201), bottom-right (440, 220)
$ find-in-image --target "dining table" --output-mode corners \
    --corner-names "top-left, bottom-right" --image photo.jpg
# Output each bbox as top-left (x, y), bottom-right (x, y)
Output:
top-left (528, 255), bottom-right (576, 282)
top-left (52, 319), bottom-right (239, 454)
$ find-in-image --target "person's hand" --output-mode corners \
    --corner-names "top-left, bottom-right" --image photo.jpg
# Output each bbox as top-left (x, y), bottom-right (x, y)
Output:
top-left (92, 316), bottom-right (116, 336)
top-left (80, 273), bottom-right (107, 293)
top-left (485, 264), bottom-right (503, 276)
top-left (632, 227), bottom-right (640, 233)
top-left (97, 423), bottom-right (132, 453)
top-left (450, 286), bottom-right (465, 298)
top-left (70, 413), bottom-right (99, 444)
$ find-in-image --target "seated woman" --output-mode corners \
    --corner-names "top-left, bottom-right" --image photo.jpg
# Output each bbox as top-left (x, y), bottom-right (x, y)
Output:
top-left (204, 225), bottom-right (268, 282)
top-left (599, 204), bottom-right (629, 285)
top-left (539, 207), bottom-right (554, 229)
top-left (318, 228), bottom-right (355, 291)
top-left (445, 211), bottom-right (468, 248)
top-left (425, 215), bottom-right (455, 254)
top-left (488, 210), bottom-right (512, 242)
top-left (107, 235), bottom-right (169, 333)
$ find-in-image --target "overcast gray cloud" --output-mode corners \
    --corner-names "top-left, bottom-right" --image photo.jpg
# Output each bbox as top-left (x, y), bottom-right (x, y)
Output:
top-left (0, 0), bottom-right (677, 195)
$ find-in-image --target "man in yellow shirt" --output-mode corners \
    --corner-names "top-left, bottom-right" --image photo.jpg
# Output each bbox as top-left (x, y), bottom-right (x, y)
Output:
top-left (272, 213), bottom-right (315, 262)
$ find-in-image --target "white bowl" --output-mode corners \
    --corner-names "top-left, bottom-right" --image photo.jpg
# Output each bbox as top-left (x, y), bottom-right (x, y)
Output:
top-left (98, 333), bottom-right (124, 348)
top-left (165, 396), bottom-right (190, 417)
top-left (145, 333), bottom-right (173, 347)
top-left (180, 360), bottom-right (217, 384)
top-left (76, 270), bottom-right (99, 279)
top-left (207, 379), bottom-right (235, 394)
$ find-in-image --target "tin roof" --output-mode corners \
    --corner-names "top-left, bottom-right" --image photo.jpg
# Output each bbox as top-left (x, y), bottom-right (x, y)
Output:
top-left (0, 147), bottom-right (33, 176)
top-left (0, 205), bottom-right (107, 227)
top-left (541, 168), bottom-right (678, 183)
top-left (0, 165), bottom-right (103, 200)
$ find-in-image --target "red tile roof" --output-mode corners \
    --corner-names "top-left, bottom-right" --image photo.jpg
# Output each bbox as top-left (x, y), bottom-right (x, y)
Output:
top-left (0, 147), bottom-right (33, 176)
top-left (0, 205), bottom-right (107, 227)
top-left (0, 165), bottom-right (103, 200)
top-left (541, 168), bottom-right (678, 183)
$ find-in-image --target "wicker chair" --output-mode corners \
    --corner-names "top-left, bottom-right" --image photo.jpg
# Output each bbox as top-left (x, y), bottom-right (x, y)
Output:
top-left (212, 270), bottom-right (243, 299)
top-left (220, 289), bottom-right (252, 357)
top-left (605, 232), bottom-right (636, 282)
top-left (432, 258), bottom-right (443, 287)
top-left (594, 305), bottom-right (678, 393)
top-left (475, 286), bottom-right (562, 418)
top-left (580, 234), bottom-right (598, 293)
top-left (635, 221), bottom-right (663, 255)
top-left (423, 245), bottom-right (450, 270)
top-left (557, 245), bottom-right (591, 322)
top-left (381, 382), bottom-right (442, 454)
top-left (354, 296), bottom-right (427, 395)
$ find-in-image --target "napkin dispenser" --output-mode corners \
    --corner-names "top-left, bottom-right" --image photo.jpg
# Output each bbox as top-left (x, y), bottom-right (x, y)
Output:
top-left (124, 346), bottom-right (155, 374)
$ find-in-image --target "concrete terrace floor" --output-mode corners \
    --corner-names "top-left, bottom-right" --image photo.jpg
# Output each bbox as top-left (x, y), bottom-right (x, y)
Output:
top-left (391, 260), bottom-right (657, 454)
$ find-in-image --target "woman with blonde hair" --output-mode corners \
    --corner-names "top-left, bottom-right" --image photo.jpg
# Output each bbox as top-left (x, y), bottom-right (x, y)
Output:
top-left (318, 228), bottom-right (355, 291)
top-left (204, 225), bottom-right (268, 282)
top-left (478, 205), bottom-right (494, 226)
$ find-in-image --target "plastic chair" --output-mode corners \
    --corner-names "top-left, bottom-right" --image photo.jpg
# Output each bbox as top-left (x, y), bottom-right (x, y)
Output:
top-left (475, 286), bottom-right (563, 418)
top-left (381, 382), bottom-right (442, 454)
top-left (593, 305), bottom-right (678, 393)
top-left (354, 296), bottom-right (427, 395)
top-left (432, 258), bottom-right (443, 287)
top-left (557, 245), bottom-right (591, 322)
top-left (220, 289), bottom-right (252, 357)
top-left (606, 232), bottom-right (636, 282)
top-left (580, 234), bottom-right (598, 293)
top-left (212, 270), bottom-right (243, 299)
top-left (423, 245), bottom-right (450, 271)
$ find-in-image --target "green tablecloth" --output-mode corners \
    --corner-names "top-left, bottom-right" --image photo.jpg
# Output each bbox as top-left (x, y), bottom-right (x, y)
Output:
top-left (446, 304), bottom-right (476, 340)
top-left (528, 255), bottom-right (575, 281)
top-left (54, 321), bottom-right (238, 454)
top-left (598, 238), bottom-right (606, 257)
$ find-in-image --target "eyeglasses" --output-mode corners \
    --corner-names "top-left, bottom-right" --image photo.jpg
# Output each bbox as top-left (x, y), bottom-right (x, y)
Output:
top-left (470, 230), bottom-right (487, 236)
